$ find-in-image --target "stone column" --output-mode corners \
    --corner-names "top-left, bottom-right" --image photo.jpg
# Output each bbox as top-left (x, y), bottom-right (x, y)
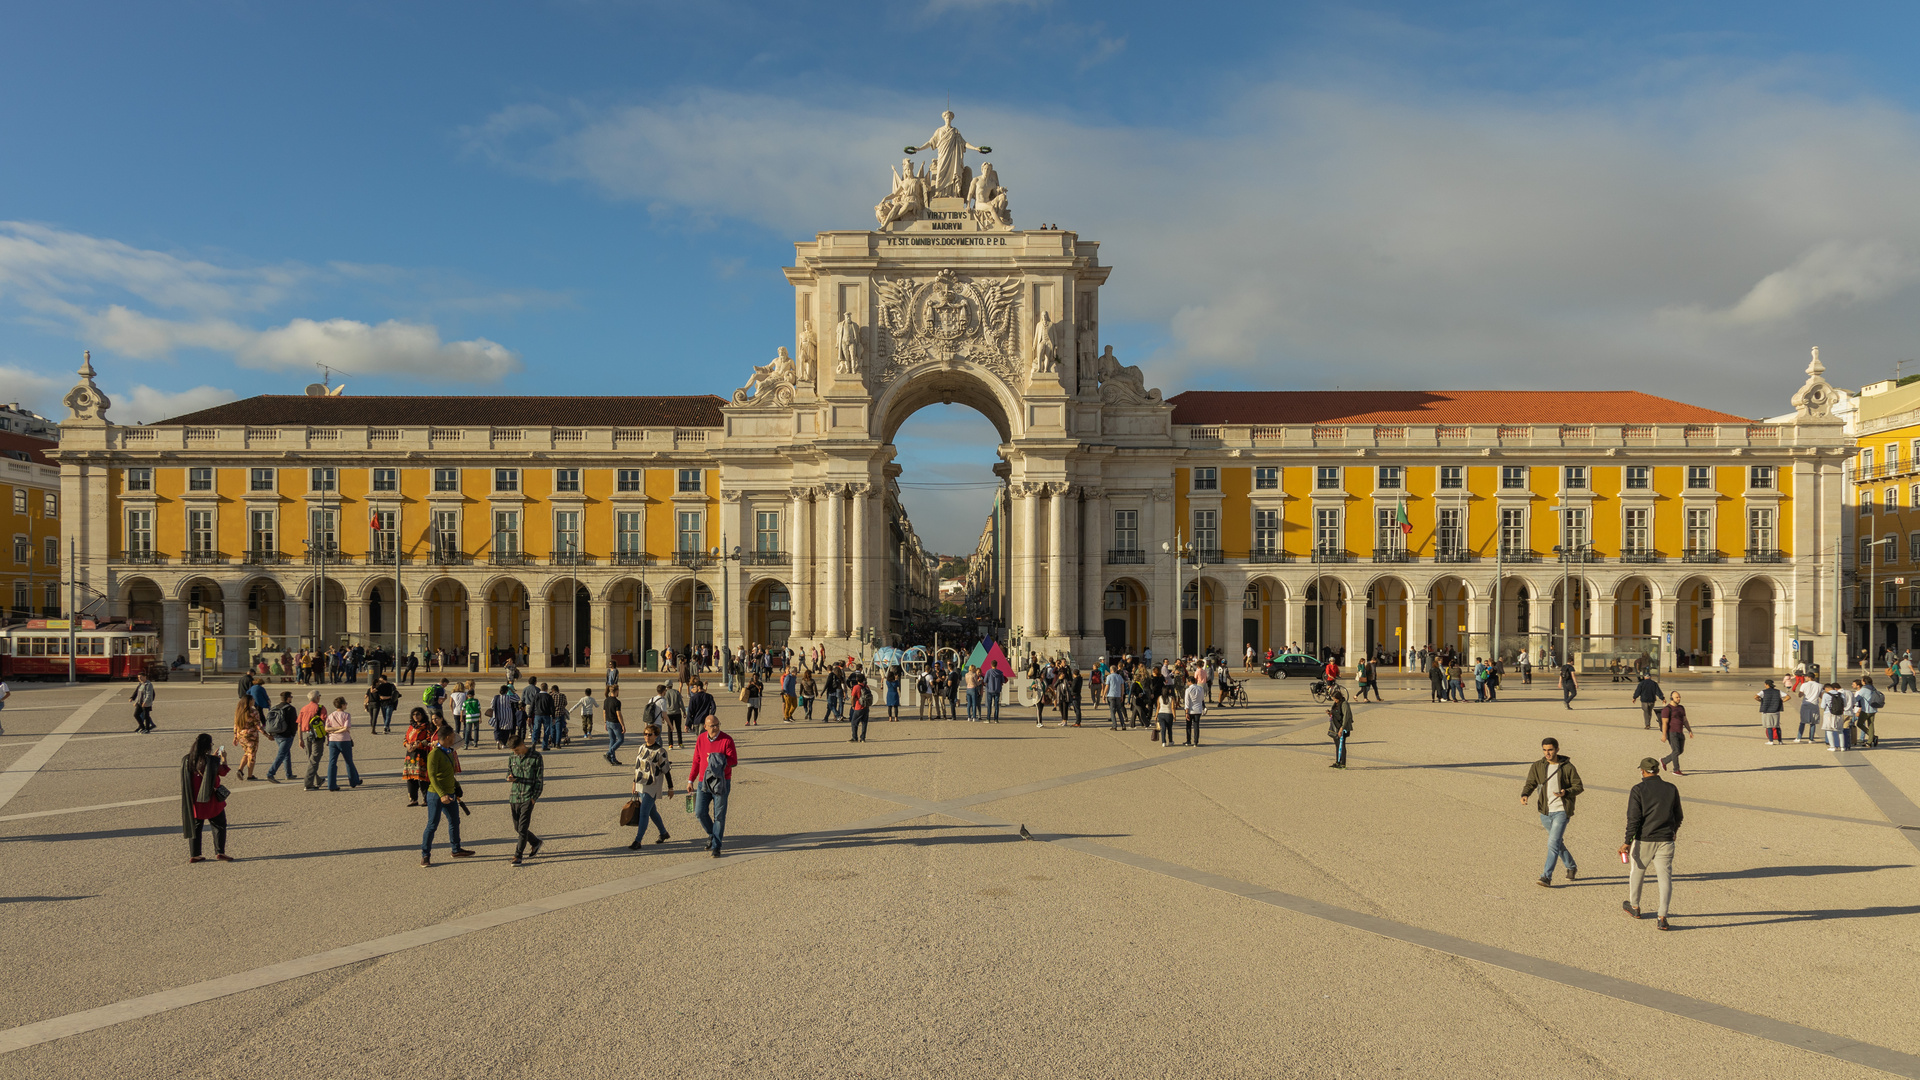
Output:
top-left (1080, 488), bottom-right (1105, 645)
top-left (217, 597), bottom-right (246, 672)
top-left (1015, 484), bottom-right (1038, 642)
top-left (528, 597), bottom-right (550, 668)
top-left (284, 597), bottom-right (308, 652)
top-left (1047, 483), bottom-right (1068, 642)
top-left (1405, 596), bottom-right (1430, 657)
top-left (344, 594), bottom-right (367, 653)
top-left (1151, 491), bottom-right (1176, 657)
top-left (1714, 589), bottom-right (1737, 669)
top-left (825, 485), bottom-right (845, 639)
top-left (1653, 594), bottom-right (1678, 673)
top-left (647, 579), bottom-right (668, 666)
top-left (466, 596), bottom-right (488, 668)
top-left (1345, 592), bottom-right (1367, 667)
top-left (790, 487), bottom-right (811, 641)
top-left (589, 595), bottom-right (610, 670)
top-left (1284, 594), bottom-right (1307, 652)
top-left (850, 483), bottom-right (871, 639)
top-left (408, 601), bottom-right (429, 656)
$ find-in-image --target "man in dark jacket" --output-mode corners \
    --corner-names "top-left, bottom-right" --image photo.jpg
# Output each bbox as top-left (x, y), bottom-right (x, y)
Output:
top-left (1325, 690), bottom-right (1354, 769)
top-left (1619, 757), bottom-right (1684, 929)
top-left (1519, 737), bottom-right (1584, 888)
top-left (1630, 674), bottom-right (1666, 729)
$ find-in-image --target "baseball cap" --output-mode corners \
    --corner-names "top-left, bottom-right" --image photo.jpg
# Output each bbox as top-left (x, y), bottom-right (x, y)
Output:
top-left (1637, 757), bottom-right (1661, 773)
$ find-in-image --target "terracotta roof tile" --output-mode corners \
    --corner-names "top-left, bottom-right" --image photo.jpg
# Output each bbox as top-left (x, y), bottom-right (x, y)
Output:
top-left (151, 395), bottom-right (728, 429)
top-left (1167, 390), bottom-right (1750, 427)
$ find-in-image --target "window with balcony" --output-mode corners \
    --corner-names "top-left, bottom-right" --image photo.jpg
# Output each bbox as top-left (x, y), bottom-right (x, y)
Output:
top-left (1254, 466), bottom-right (1278, 490)
top-left (309, 509), bottom-right (336, 556)
top-left (1192, 509), bottom-right (1217, 558)
top-left (1886, 580), bottom-right (1899, 609)
top-left (1749, 465), bottom-right (1774, 490)
top-left (1192, 467), bottom-right (1218, 492)
top-left (310, 467), bottom-right (336, 493)
top-left (43, 583), bottom-right (57, 613)
top-left (677, 469), bottom-right (703, 493)
top-left (553, 510), bottom-right (580, 557)
top-left (45, 537), bottom-right (57, 566)
top-left (1563, 466), bottom-right (1587, 491)
top-left (493, 509), bottom-right (521, 554)
top-left (432, 510), bottom-right (460, 558)
top-left (1624, 508), bottom-right (1649, 555)
top-left (1314, 507), bottom-right (1341, 555)
top-left (127, 510), bottom-right (154, 555)
top-left (1437, 508), bottom-right (1463, 558)
top-left (494, 468), bottom-right (519, 493)
top-left (755, 510), bottom-right (780, 552)
top-left (433, 468), bottom-right (459, 493)
top-left (11, 489), bottom-right (23, 514)
top-left (249, 511), bottom-right (275, 558)
top-left (1911, 532), bottom-right (1920, 564)
top-left (1890, 444), bottom-right (1902, 471)
top-left (1863, 490), bottom-right (1877, 514)
top-left (371, 510), bottom-right (396, 557)
top-left (1377, 466), bottom-right (1403, 490)
top-left (1254, 509), bottom-right (1279, 555)
top-left (1685, 508), bottom-right (1712, 554)
top-left (617, 511), bottom-right (645, 560)
top-left (1112, 509), bottom-right (1138, 557)
top-left (1888, 487), bottom-right (1901, 510)
top-left (1315, 466), bottom-right (1340, 491)
top-left (1859, 448), bottom-right (1875, 478)
top-left (1624, 465), bottom-right (1649, 490)
top-left (1376, 507), bottom-right (1405, 554)
top-left (372, 468), bottom-right (398, 492)
top-left (555, 468), bottom-right (582, 493)
top-left (1499, 507), bottom-right (1526, 556)
top-left (12, 581), bottom-right (24, 612)
top-left (188, 467), bottom-right (213, 492)
top-left (249, 468), bottom-right (275, 492)
top-left (10, 535), bottom-right (25, 565)
top-left (188, 510), bottom-right (215, 557)
top-left (1439, 466), bottom-right (1463, 490)
top-left (126, 467), bottom-right (152, 492)
top-left (1687, 465), bottom-right (1711, 490)
top-left (1562, 507), bottom-right (1588, 552)
top-left (676, 510), bottom-right (703, 553)
top-left (43, 492), bottom-right (56, 518)
top-left (617, 469), bottom-right (643, 492)
top-left (1501, 465), bottom-right (1527, 490)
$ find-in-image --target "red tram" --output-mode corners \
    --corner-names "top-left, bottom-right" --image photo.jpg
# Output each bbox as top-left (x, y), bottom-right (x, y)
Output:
top-left (0, 619), bottom-right (163, 680)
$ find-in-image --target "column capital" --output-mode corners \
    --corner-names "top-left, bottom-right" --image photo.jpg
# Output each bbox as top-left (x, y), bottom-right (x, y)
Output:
top-left (788, 486), bottom-right (815, 501)
top-left (1045, 481), bottom-right (1074, 497)
top-left (822, 482), bottom-right (845, 497)
top-left (720, 490), bottom-right (744, 503)
top-left (845, 482), bottom-right (872, 497)
top-left (1081, 485), bottom-right (1105, 500)
top-left (1151, 489), bottom-right (1174, 502)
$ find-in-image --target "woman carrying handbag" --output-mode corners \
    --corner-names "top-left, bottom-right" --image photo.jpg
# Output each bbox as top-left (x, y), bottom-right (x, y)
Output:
top-left (626, 723), bottom-right (675, 849)
top-left (180, 733), bottom-right (235, 862)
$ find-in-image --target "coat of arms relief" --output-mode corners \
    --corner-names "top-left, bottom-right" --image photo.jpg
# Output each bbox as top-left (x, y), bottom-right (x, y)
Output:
top-left (871, 269), bottom-right (1023, 391)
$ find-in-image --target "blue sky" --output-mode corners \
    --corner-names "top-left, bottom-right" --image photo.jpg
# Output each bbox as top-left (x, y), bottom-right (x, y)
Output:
top-left (6, 2), bottom-right (1920, 551)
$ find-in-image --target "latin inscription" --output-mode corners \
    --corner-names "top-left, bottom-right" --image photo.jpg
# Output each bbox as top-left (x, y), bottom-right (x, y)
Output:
top-left (884, 236), bottom-right (1009, 246)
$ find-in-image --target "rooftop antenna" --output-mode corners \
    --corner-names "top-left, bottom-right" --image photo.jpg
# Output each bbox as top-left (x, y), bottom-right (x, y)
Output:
top-left (305, 362), bottom-right (357, 397)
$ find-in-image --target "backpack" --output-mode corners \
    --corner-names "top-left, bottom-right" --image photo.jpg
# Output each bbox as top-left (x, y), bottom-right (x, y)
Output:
top-left (642, 700), bottom-right (661, 725)
top-left (265, 703), bottom-right (297, 737)
top-left (423, 685), bottom-right (442, 707)
top-left (1869, 688), bottom-right (1886, 710)
top-left (1826, 691), bottom-right (1846, 716)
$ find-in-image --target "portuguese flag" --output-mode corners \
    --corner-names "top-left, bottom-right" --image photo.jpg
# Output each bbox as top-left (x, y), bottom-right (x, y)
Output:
top-left (1396, 496), bottom-right (1411, 536)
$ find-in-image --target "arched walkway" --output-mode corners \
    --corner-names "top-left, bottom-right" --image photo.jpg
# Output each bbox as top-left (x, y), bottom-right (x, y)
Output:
top-left (1101, 577), bottom-right (1151, 657)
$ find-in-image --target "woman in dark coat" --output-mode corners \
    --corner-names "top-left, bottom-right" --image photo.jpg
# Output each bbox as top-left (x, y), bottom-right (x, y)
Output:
top-left (180, 732), bottom-right (234, 862)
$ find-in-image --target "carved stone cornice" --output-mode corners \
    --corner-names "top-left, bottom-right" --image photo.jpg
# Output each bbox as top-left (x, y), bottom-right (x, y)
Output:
top-left (720, 490), bottom-right (744, 503)
top-left (1045, 481), bottom-right (1073, 497)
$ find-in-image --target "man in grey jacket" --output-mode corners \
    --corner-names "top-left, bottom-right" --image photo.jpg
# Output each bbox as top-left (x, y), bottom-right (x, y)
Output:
top-left (1620, 757), bottom-right (1685, 930)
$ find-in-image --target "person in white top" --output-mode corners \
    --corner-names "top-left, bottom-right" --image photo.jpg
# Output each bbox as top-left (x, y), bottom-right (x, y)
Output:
top-left (1796, 676), bottom-right (1823, 742)
top-left (573, 688), bottom-right (597, 736)
top-left (1181, 672), bottom-right (1207, 746)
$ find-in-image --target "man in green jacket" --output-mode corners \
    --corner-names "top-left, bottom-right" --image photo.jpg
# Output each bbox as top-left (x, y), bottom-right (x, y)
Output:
top-left (507, 734), bottom-right (545, 866)
top-left (421, 723), bottom-right (473, 867)
top-left (1520, 737), bottom-right (1584, 888)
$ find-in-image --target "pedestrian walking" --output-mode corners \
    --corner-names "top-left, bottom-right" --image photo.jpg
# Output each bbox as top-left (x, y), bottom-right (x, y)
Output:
top-left (885, 667), bottom-right (901, 722)
top-left (1325, 687), bottom-right (1353, 768)
top-left (684, 679), bottom-right (716, 750)
top-left (1182, 671), bottom-right (1207, 746)
top-left (324, 696), bottom-right (363, 791)
top-left (1631, 673), bottom-right (1666, 729)
top-left (403, 708), bottom-right (435, 805)
top-left (627, 724), bottom-right (674, 849)
top-left (459, 683), bottom-right (482, 748)
top-left (848, 675), bottom-right (871, 742)
top-left (1820, 682), bottom-right (1849, 751)
top-left (180, 733), bottom-right (234, 863)
top-left (262, 691), bottom-right (298, 783)
top-left (1428, 660), bottom-right (1444, 703)
top-left (661, 681), bottom-right (687, 747)
top-left (690, 713), bottom-right (737, 858)
top-left (1154, 684), bottom-right (1177, 747)
top-left (603, 688), bottom-right (627, 765)
top-left (506, 734), bottom-right (545, 866)
top-left (373, 673), bottom-right (399, 734)
top-left (1620, 757), bottom-right (1684, 930)
top-left (298, 691), bottom-right (326, 790)
top-left (1520, 737), bottom-right (1583, 887)
top-left (1852, 677), bottom-right (1883, 749)
top-left (983, 663), bottom-right (1005, 723)
top-left (0, 677), bottom-right (9, 735)
top-left (1755, 679), bottom-right (1785, 744)
top-left (130, 673), bottom-right (157, 732)
top-left (742, 673), bottom-right (762, 726)
top-left (230, 698), bottom-right (262, 781)
top-left (1558, 660), bottom-right (1578, 709)
top-left (1657, 693), bottom-right (1693, 775)
top-left (420, 723), bottom-right (473, 866)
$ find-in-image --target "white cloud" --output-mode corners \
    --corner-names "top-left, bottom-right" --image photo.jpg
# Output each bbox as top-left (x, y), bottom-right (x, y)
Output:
top-left (120, 384), bottom-right (241, 424)
top-left (0, 364), bottom-right (66, 417)
top-left (83, 306), bottom-right (520, 381)
top-left (471, 78), bottom-right (1920, 413)
top-left (0, 221), bottom-right (298, 314)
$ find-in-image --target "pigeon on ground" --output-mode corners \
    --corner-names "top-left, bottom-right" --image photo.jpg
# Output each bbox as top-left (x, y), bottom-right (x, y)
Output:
top-left (1018, 824), bottom-right (1033, 841)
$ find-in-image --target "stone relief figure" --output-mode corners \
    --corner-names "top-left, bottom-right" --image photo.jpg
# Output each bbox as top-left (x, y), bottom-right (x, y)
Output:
top-left (875, 158), bottom-right (930, 230)
top-left (906, 110), bottom-right (989, 199)
top-left (796, 319), bottom-right (817, 385)
top-left (1075, 314), bottom-right (1097, 388)
top-left (835, 311), bottom-right (866, 376)
top-left (1030, 310), bottom-right (1061, 375)
top-left (1093, 344), bottom-right (1163, 405)
top-left (967, 161), bottom-right (1011, 228)
top-left (732, 346), bottom-right (796, 405)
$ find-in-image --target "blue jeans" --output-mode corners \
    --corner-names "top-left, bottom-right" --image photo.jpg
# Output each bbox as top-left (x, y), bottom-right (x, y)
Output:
top-left (1539, 811), bottom-right (1576, 878)
top-left (535, 717), bottom-right (557, 750)
top-left (825, 691), bottom-right (843, 721)
top-left (632, 791), bottom-right (666, 842)
top-left (986, 690), bottom-right (1001, 721)
top-left (266, 736), bottom-right (295, 779)
top-left (326, 741), bottom-right (360, 789)
top-left (606, 724), bottom-right (627, 759)
top-left (374, 703), bottom-right (395, 733)
top-left (965, 688), bottom-right (980, 720)
top-left (695, 782), bottom-right (730, 853)
top-left (422, 793), bottom-right (462, 855)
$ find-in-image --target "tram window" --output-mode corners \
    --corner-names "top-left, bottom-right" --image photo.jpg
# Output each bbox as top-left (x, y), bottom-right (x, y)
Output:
top-left (111, 637), bottom-right (127, 654)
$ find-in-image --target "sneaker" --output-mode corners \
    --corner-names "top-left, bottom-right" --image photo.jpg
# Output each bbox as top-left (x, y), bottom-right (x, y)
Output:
top-left (528, 839), bottom-right (543, 858)
top-left (1564, 867), bottom-right (1578, 882)
top-left (450, 848), bottom-right (475, 858)
top-left (1535, 877), bottom-right (1552, 889)
top-left (421, 858), bottom-right (432, 868)
top-left (1622, 901), bottom-right (1640, 920)
top-left (1655, 917), bottom-right (1670, 931)
top-left (628, 840), bottom-right (643, 850)
top-left (510, 857), bottom-right (523, 866)
top-left (655, 833), bottom-right (670, 844)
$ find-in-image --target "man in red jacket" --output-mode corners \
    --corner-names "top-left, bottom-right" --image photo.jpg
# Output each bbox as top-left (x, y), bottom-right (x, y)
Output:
top-left (690, 711), bottom-right (738, 858)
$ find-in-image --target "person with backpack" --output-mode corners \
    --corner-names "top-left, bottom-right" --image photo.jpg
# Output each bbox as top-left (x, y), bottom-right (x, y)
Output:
top-left (689, 712), bottom-right (737, 857)
top-left (1754, 679), bottom-right (1785, 744)
top-left (1795, 674), bottom-right (1823, 742)
top-left (1656, 692), bottom-right (1693, 775)
top-left (1851, 677), bottom-right (1883, 749)
top-left (1631, 673), bottom-right (1667, 729)
top-left (505, 733), bottom-right (545, 866)
top-left (1820, 682), bottom-right (1850, 751)
top-left (460, 684), bottom-right (483, 748)
top-left (742, 672), bottom-right (763, 727)
top-left (297, 690), bottom-right (326, 790)
top-left (660, 680), bottom-right (687, 747)
top-left (423, 679), bottom-right (448, 725)
top-left (848, 673), bottom-right (872, 742)
top-left (627, 722), bottom-right (674, 849)
top-left (1325, 687), bottom-right (1353, 768)
top-left (602, 688), bottom-right (626, 766)
top-left (129, 672), bottom-right (158, 733)
top-left (529, 681), bottom-right (557, 751)
top-left (421, 723), bottom-right (473, 866)
top-left (262, 690), bottom-right (299, 783)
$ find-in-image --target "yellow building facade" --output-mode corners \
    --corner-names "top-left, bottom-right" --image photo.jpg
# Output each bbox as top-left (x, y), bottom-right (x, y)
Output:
top-left (3, 435), bottom-right (63, 620)
top-left (1847, 375), bottom-right (1920, 664)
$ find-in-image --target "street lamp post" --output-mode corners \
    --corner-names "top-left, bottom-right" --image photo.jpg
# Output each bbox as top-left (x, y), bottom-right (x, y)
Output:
top-left (1552, 543), bottom-right (1570, 667)
top-left (1161, 530), bottom-right (1188, 659)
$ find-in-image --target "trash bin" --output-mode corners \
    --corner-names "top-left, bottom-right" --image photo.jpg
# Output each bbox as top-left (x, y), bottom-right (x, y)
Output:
top-left (469, 652), bottom-right (480, 673)
top-left (644, 649), bottom-right (659, 672)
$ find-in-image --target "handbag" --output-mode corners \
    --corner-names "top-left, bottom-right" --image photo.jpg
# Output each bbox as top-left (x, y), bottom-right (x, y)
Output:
top-left (618, 799), bottom-right (642, 827)
top-left (214, 784), bottom-right (231, 801)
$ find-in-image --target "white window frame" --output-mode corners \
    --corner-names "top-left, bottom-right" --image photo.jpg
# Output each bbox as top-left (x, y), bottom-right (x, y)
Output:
top-left (1624, 465), bottom-right (1650, 490)
top-left (1437, 507), bottom-right (1463, 555)
top-left (1748, 465), bottom-right (1774, 490)
top-left (432, 510), bottom-right (461, 556)
top-left (1686, 465), bottom-right (1711, 490)
top-left (493, 509), bottom-right (521, 554)
top-left (1376, 507), bottom-right (1404, 552)
top-left (126, 467), bottom-right (153, 492)
top-left (1314, 507), bottom-right (1341, 554)
top-left (249, 468), bottom-right (275, 493)
top-left (1500, 465), bottom-right (1527, 490)
top-left (1112, 509), bottom-right (1138, 552)
top-left (370, 510), bottom-right (397, 556)
top-left (187, 509), bottom-right (216, 555)
top-left (553, 509), bottom-right (580, 555)
top-left (617, 469), bottom-right (643, 492)
top-left (249, 510), bottom-right (275, 556)
top-left (676, 510), bottom-right (704, 552)
top-left (1377, 465), bottom-right (1403, 490)
top-left (309, 467), bottom-right (337, 493)
top-left (371, 467), bottom-right (398, 493)
top-left (676, 469), bottom-right (703, 493)
top-left (1685, 508), bottom-right (1712, 554)
top-left (1623, 508), bottom-right (1649, 554)
top-left (432, 468), bottom-right (460, 493)
top-left (1439, 465), bottom-right (1463, 490)
top-left (1315, 466), bottom-right (1341, 491)
top-left (1254, 466), bottom-right (1279, 490)
top-left (554, 468), bottom-right (582, 493)
top-left (1192, 509), bottom-right (1218, 555)
top-left (755, 510), bottom-right (781, 552)
top-left (1562, 507), bottom-right (1588, 550)
top-left (1563, 466), bottom-right (1588, 492)
top-left (1254, 509), bottom-right (1279, 554)
top-left (1499, 507), bottom-right (1526, 555)
top-left (1191, 467), bottom-right (1218, 492)
top-left (43, 492), bottom-right (57, 518)
top-left (494, 468), bottom-right (520, 493)
top-left (127, 509), bottom-right (155, 554)
top-left (188, 467), bottom-right (214, 492)
top-left (616, 511), bottom-right (645, 555)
